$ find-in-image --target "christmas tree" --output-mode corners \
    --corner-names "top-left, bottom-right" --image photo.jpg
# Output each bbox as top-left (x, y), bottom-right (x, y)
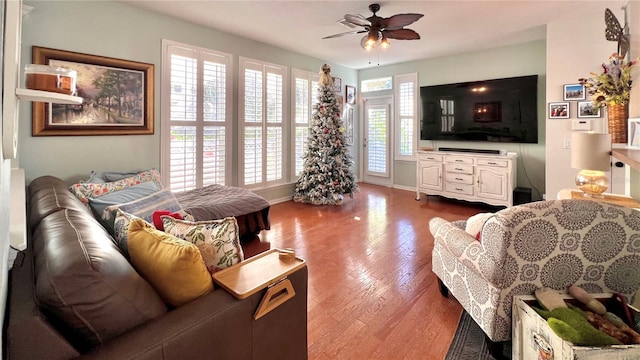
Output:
top-left (293, 64), bottom-right (359, 205)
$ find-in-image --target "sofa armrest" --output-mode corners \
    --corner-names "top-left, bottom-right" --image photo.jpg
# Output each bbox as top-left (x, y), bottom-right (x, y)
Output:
top-left (81, 266), bottom-right (308, 360)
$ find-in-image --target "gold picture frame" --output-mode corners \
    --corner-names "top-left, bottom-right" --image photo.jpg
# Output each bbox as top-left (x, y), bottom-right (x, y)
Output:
top-left (31, 46), bottom-right (154, 136)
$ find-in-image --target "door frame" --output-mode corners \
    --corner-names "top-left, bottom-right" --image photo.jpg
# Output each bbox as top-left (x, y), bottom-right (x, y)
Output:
top-left (360, 94), bottom-right (394, 187)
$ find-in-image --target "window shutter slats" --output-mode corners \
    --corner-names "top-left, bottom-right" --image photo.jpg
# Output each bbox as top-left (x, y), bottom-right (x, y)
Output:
top-left (241, 58), bottom-right (286, 188)
top-left (165, 42), bottom-right (230, 191)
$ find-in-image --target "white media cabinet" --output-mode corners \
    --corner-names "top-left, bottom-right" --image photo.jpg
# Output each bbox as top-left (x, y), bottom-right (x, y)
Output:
top-left (416, 150), bottom-right (518, 207)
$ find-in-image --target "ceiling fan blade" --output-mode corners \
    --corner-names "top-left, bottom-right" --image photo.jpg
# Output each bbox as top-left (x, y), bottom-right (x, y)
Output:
top-left (344, 14), bottom-right (371, 27)
top-left (323, 30), bottom-right (366, 39)
top-left (382, 13), bottom-right (424, 30)
top-left (384, 28), bottom-right (421, 40)
top-left (360, 34), bottom-right (369, 48)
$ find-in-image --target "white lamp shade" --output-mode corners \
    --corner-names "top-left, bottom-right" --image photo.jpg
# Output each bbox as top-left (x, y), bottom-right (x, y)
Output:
top-left (570, 132), bottom-right (611, 171)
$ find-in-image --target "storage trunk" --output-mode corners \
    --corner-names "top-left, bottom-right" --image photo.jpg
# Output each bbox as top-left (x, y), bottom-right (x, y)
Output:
top-left (512, 293), bottom-right (640, 360)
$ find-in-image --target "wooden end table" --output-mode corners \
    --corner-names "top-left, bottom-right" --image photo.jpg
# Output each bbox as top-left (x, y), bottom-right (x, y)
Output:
top-left (557, 188), bottom-right (640, 210)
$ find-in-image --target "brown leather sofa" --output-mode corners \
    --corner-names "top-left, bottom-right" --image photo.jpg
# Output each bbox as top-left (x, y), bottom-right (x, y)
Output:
top-left (6, 176), bottom-right (308, 359)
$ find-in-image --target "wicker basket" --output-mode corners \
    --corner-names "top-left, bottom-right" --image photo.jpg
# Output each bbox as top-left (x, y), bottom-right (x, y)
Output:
top-left (607, 103), bottom-right (628, 143)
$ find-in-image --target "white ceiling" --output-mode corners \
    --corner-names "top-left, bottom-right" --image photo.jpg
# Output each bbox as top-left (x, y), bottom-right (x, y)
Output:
top-left (118, 0), bottom-right (630, 70)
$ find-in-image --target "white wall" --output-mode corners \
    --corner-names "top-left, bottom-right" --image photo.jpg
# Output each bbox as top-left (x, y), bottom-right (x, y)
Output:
top-left (359, 40), bottom-right (547, 200)
top-left (546, 4), bottom-right (640, 199)
top-left (629, 1), bottom-right (640, 199)
top-left (19, 1), bottom-right (357, 201)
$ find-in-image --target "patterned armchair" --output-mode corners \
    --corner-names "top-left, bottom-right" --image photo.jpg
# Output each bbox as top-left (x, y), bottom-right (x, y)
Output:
top-left (429, 199), bottom-right (640, 343)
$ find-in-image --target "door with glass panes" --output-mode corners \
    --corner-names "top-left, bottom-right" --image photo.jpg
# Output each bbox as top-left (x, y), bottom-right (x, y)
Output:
top-left (362, 97), bottom-right (393, 186)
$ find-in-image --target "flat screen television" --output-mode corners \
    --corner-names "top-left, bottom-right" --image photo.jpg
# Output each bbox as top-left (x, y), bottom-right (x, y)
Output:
top-left (420, 75), bottom-right (538, 144)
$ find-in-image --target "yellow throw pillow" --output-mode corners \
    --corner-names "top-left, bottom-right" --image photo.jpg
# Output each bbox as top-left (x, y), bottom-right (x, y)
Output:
top-left (127, 218), bottom-right (213, 307)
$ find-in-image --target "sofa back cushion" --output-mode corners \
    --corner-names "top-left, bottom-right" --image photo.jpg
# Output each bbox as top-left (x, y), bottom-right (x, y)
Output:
top-left (28, 176), bottom-right (92, 228)
top-left (29, 177), bottom-right (168, 351)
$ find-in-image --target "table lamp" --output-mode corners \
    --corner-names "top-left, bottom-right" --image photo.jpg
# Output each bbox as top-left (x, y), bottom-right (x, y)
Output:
top-left (570, 132), bottom-right (611, 197)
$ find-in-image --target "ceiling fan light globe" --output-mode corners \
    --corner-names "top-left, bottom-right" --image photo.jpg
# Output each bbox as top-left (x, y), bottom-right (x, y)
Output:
top-left (365, 37), bottom-right (377, 47)
top-left (380, 38), bottom-right (390, 48)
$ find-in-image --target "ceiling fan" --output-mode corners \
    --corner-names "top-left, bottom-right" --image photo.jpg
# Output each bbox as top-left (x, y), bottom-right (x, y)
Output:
top-left (323, 3), bottom-right (424, 49)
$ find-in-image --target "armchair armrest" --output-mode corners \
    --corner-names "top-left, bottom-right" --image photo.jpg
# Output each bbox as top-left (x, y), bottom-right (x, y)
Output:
top-left (430, 217), bottom-right (506, 287)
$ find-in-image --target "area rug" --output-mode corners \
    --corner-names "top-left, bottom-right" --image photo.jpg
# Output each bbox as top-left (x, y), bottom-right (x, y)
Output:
top-left (445, 311), bottom-right (512, 360)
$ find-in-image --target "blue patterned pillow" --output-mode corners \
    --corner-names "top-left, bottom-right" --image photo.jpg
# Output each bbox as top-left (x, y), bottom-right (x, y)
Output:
top-left (104, 188), bottom-right (186, 225)
top-left (88, 182), bottom-right (162, 233)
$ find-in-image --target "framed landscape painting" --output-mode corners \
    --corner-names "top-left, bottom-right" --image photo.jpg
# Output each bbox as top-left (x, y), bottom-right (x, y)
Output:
top-left (563, 83), bottom-right (585, 101)
top-left (31, 46), bottom-right (154, 136)
top-left (577, 101), bottom-right (600, 118)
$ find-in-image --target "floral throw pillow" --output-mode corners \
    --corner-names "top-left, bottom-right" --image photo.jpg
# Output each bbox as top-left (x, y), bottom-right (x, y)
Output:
top-left (162, 216), bottom-right (244, 273)
top-left (113, 209), bottom-right (141, 258)
top-left (69, 169), bottom-right (162, 205)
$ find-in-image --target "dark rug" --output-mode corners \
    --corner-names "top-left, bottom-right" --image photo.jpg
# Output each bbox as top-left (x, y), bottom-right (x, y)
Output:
top-left (445, 311), bottom-right (511, 360)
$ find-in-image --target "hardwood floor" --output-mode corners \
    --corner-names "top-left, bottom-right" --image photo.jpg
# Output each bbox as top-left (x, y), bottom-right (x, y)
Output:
top-left (261, 183), bottom-right (496, 360)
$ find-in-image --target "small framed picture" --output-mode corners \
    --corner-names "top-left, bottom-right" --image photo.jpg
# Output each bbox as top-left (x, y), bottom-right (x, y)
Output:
top-left (333, 77), bottom-right (342, 93)
top-left (629, 118), bottom-right (640, 149)
top-left (563, 83), bottom-right (585, 101)
top-left (549, 102), bottom-right (569, 119)
top-left (577, 101), bottom-right (601, 118)
top-left (346, 85), bottom-right (356, 105)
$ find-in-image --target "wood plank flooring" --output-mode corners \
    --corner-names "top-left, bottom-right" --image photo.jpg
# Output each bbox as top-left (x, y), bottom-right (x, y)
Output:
top-left (261, 183), bottom-right (497, 360)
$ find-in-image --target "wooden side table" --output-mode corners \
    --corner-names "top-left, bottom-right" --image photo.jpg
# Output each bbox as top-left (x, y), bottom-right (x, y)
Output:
top-left (557, 188), bottom-right (640, 210)
top-left (213, 248), bottom-right (306, 319)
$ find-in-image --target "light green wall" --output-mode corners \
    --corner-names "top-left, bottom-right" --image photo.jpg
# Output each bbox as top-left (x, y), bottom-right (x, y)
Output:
top-left (18, 0), bottom-right (357, 201)
top-left (358, 40), bottom-right (547, 199)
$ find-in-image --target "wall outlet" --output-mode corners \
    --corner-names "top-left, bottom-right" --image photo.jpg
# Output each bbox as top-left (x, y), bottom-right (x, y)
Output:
top-left (563, 138), bottom-right (571, 149)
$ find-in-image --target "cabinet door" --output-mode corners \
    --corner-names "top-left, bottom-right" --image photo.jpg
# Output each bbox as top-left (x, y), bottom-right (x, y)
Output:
top-left (419, 161), bottom-right (443, 191)
top-left (477, 167), bottom-right (508, 200)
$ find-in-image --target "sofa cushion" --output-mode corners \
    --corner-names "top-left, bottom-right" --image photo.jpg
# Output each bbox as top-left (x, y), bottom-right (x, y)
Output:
top-left (88, 181), bottom-right (162, 233)
top-left (82, 170), bottom-right (106, 183)
top-left (162, 216), bottom-right (244, 273)
top-left (113, 209), bottom-right (140, 258)
top-left (31, 208), bottom-right (168, 351)
top-left (68, 169), bottom-right (162, 205)
top-left (104, 188), bottom-right (187, 226)
top-left (128, 218), bottom-right (214, 307)
top-left (28, 176), bottom-right (93, 228)
top-left (101, 168), bottom-right (156, 182)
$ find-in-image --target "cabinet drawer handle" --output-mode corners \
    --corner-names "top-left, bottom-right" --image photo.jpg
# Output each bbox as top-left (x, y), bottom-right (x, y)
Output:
top-left (455, 177), bottom-right (463, 181)
top-left (455, 167), bottom-right (464, 171)
top-left (487, 162), bottom-right (497, 165)
top-left (455, 188), bottom-right (463, 191)
top-left (455, 159), bottom-right (464, 162)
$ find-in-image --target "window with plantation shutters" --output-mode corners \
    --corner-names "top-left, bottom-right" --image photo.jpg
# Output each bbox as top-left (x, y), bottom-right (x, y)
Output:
top-left (292, 69), bottom-right (319, 178)
top-left (161, 40), bottom-right (232, 192)
top-left (395, 73), bottom-right (418, 161)
top-left (239, 58), bottom-right (287, 188)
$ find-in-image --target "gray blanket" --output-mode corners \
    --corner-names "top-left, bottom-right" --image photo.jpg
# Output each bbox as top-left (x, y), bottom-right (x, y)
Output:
top-left (174, 184), bottom-right (270, 221)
